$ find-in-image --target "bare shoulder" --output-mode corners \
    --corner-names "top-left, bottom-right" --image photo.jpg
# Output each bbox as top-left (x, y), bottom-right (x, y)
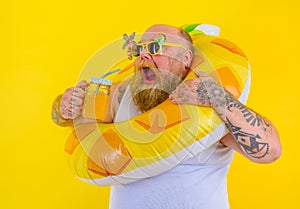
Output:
top-left (109, 82), bottom-right (129, 119)
top-left (111, 82), bottom-right (129, 103)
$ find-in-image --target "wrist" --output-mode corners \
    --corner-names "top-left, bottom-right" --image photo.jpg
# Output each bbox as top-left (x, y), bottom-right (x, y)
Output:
top-left (211, 90), bottom-right (233, 122)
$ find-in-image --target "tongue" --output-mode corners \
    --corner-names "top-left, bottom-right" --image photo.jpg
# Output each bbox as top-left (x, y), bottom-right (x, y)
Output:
top-left (143, 68), bottom-right (156, 82)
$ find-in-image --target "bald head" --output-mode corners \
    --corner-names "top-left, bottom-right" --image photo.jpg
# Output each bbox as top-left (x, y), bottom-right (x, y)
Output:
top-left (145, 24), bottom-right (193, 51)
top-left (146, 24), bottom-right (192, 42)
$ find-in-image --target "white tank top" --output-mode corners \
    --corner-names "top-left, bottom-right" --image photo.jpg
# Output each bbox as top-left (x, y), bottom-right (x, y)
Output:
top-left (109, 86), bottom-right (234, 209)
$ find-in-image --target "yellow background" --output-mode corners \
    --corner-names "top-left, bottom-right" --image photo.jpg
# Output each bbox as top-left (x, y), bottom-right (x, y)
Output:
top-left (0, 0), bottom-right (298, 208)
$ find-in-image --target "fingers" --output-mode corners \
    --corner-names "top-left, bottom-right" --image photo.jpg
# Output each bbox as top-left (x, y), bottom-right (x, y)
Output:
top-left (169, 83), bottom-right (187, 100)
top-left (169, 83), bottom-right (198, 105)
top-left (60, 80), bottom-right (88, 119)
top-left (60, 93), bottom-right (74, 119)
top-left (70, 95), bottom-right (84, 106)
top-left (170, 93), bottom-right (198, 105)
top-left (69, 105), bottom-right (83, 116)
top-left (169, 96), bottom-right (181, 104)
top-left (194, 70), bottom-right (209, 77)
top-left (169, 94), bottom-right (189, 105)
top-left (61, 95), bottom-right (83, 119)
top-left (72, 87), bottom-right (85, 105)
top-left (76, 80), bottom-right (89, 89)
top-left (170, 91), bottom-right (199, 105)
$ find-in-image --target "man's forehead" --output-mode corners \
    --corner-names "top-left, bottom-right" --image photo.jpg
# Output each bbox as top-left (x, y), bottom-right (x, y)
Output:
top-left (141, 24), bottom-right (179, 39)
top-left (140, 32), bottom-right (182, 43)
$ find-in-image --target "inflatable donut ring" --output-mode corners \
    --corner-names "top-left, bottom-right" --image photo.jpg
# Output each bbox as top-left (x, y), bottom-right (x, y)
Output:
top-left (64, 24), bottom-right (251, 186)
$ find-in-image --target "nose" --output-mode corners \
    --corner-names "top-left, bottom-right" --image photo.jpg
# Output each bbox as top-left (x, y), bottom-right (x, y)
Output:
top-left (140, 47), bottom-right (152, 60)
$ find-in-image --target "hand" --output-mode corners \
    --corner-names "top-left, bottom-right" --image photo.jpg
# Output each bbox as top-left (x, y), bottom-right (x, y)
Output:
top-left (60, 80), bottom-right (89, 119)
top-left (169, 70), bottom-right (226, 108)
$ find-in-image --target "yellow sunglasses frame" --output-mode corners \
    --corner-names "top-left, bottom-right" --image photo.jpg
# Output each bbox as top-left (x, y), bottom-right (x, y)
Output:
top-left (132, 41), bottom-right (187, 57)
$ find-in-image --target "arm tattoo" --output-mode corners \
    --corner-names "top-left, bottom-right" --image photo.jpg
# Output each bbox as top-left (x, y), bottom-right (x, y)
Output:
top-left (195, 81), bottom-right (210, 105)
top-left (226, 119), bottom-right (269, 159)
top-left (194, 79), bottom-right (271, 159)
top-left (225, 96), bottom-right (271, 159)
top-left (195, 80), bottom-right (227, 107)
top-left (227, 98), bottom-right (270, 127)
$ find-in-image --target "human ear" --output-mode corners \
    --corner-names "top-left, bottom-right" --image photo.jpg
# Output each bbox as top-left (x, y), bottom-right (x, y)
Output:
top-left (184, 50), bottom-right (194, 67)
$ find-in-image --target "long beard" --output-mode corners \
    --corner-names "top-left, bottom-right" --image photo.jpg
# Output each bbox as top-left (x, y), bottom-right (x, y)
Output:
top-left (132, 89), bottom-right (170, 112)
top-left (130, 68), bottom-right (182, 113)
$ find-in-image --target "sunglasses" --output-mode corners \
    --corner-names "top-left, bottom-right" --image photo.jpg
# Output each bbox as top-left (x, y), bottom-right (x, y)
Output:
top-left (132, 41), bottom-right (187, 57)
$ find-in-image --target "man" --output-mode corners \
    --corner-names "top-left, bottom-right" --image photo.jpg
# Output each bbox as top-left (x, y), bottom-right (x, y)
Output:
top-left (52, 24), bottom-right (281, 209)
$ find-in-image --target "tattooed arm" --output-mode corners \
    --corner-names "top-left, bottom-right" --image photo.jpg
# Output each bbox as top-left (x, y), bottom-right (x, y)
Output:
top-left (169, 70), bottom-right (281, 163)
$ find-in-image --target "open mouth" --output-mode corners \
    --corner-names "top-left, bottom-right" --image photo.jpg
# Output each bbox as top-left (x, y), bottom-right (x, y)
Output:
top-left (141, 67), bottom-right (156, 84)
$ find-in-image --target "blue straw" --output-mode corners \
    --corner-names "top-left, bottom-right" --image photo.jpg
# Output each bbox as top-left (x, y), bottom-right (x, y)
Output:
top-left (94, 68), bottom-right (121, 95)
top-left (100, 68), bottom-right (121, 79)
